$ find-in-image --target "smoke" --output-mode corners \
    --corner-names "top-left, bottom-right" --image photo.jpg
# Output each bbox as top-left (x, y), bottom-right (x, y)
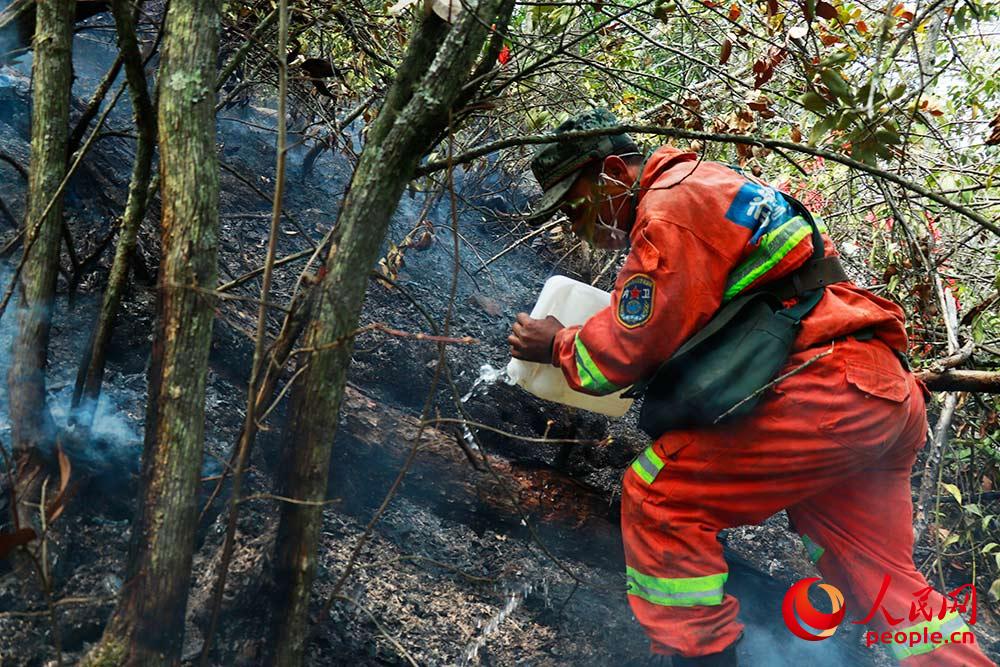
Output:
top-left (0, 29), bottom-right (148, 487)
top-left (731, 572), bottom-right (875, 666)
top-left (0, 264), bottom-right (143, 479)
top-left (740, 620), bottom-right (864, 665)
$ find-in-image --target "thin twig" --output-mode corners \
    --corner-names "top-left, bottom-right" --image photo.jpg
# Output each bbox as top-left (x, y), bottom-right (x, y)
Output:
top-left (714, 345), bottom-right (835, 423)
top-left (0, 80), bottom-right (128, 324)
top-left (200, 2), bottom-right (289, 664)
top-left (329, 594), bottom-right (420, 667)
top-left (422, 417), bottom-right (610, 446)
top-left (237, 493), bottom-right (341, 507)
top-left (417, 125), bottom-right (1000, 236)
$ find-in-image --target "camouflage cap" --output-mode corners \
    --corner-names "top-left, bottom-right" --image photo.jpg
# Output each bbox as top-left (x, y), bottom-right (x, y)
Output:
top-left (527, 108), bottom-right (638, 224)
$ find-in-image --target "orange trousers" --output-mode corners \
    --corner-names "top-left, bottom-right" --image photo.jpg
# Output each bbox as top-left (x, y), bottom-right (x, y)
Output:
top-left (621, 336), bottom-right (996, 665)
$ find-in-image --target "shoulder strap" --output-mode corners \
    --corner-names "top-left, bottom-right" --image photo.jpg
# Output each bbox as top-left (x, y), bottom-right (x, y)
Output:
top-left (777, 286), bottom-right (824, 323)
top-left (780, 192), bottom-right (825, 263)
top-left (760, 192), bottom-right (848, 300)
top-left (671, 291), bottom-right (781, 361)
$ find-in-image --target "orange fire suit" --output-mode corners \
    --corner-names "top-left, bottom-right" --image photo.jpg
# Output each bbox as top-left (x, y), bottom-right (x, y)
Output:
top-left (549, 147), bottom-right (995, 665)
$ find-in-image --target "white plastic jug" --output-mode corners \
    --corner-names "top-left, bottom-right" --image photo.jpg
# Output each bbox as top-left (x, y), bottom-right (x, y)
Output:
top-left (507, 275), bottom-right (634, 417)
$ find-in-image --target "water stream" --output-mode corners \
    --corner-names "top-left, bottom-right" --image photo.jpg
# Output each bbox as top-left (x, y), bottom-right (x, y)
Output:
top-left (460, 575), bottom-right (551, 665)
top-left (460, 363), bottom-right (512, 404)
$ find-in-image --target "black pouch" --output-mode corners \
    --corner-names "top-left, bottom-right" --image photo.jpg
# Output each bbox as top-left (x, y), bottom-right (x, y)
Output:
top-left (621, 192), bottom-right (837, 439)
top-left (622, 288), bottom-right (823, 438)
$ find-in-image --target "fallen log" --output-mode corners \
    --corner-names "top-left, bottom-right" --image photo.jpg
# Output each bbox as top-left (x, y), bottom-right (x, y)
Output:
top-left (917, 369), bottom-right (1000, 393)
top-left (331, 386), bottom-right (624, 568)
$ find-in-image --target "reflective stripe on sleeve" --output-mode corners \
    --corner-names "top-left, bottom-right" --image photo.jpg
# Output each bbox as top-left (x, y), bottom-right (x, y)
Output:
top-left (723, 215), bottom-right (829, 301)
top-left (626, 566), bottom-right (728, 607)
top-left (891, 611), bottom-right (971, 660)
top-left (630, 446), bottom-right (664, 484)
top-left (574, 334), bottom-right (620, 395)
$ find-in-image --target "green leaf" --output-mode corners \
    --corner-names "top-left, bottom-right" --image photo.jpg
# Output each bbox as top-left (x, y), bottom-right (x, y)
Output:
top-left (801, 92), bottom-right (829, 113)
top-left (820, 68), bottom-right (852, 100)
top-left (809, 114), bottom-right (839, 145)
top-left (851, 137), bottom-right (876, 164)
top-left (888, 84), bottom-right (906, 101)
top-left (941, 482), bottom-right (962, 505)
top-left (982, 542), bottom-right (999, 554)
top-left (990, 577), bottom-right (1000, 602)
top-left (875, 127), bottom-right (902, 146)
top-left (820, 51), bottom-right (852, 67)
top-left (837, 110), bottom-right (860, 130)
top-left (955, 5), bottom-right (968, 31)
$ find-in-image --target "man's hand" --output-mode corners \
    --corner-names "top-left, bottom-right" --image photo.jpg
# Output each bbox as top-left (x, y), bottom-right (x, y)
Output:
top-left (508, 313), bottom-right (564, 363)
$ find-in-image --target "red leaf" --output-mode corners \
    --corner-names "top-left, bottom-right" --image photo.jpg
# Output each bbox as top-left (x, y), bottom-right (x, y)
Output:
top-left (729, 3), bottom-right (741, 20)
top-left (720, 39), bottom-right (733, 64)
top-left (892, 3), bottom-right (914, 21)
top-left (752, 59), bottom-right (767, 74)
top-left (816, 0), bottom-right (838, 20)
top-left (45, 445), bottom-right (72, 524)
top-left (767, 0), bottom-right (778, 15)
top-left (856, 19), bottom-right (868, 32)
top-left (754, 66), bottom-right (774, 88)
top-left (986, 113), bottom-right (1000, 146)
top-left (497, 44), bottom-right (511, 66)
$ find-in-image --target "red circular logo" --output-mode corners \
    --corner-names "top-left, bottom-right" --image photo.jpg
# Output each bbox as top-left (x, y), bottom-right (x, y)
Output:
top-left (781, 577), bottom-right (846, 641)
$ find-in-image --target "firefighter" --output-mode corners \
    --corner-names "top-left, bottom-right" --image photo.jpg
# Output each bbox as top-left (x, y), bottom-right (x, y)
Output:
top-left (507, 109), bottom-right (996, 667)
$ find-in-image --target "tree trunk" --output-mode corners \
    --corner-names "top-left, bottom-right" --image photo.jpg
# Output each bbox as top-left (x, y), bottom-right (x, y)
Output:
top-left (6, 0), bottom-right (73, 461)
top-left (268, 3), bottom-right (511, 664)
top-left (71, 0), bottom-right (155, 429)
top-left (80, 0), bottom-right (220, 664)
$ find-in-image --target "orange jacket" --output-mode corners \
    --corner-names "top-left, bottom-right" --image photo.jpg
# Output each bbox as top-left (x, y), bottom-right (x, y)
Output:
top-left (550, 146), bottom-right (909, 395)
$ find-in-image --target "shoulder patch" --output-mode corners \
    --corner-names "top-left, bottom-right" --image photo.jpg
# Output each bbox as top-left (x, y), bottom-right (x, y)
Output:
top-left (617, 274), bottom-right (655, 329)
top-left (724, 182), bottom-right (790, 243)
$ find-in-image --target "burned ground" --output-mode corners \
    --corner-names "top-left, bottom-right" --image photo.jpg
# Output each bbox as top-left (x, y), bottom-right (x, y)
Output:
top-left (0, 23), bottom-right (997, 667)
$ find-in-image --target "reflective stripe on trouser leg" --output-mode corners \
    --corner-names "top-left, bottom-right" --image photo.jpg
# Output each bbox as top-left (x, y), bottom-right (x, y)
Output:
top-left (800, 534), bottom-right (825, 563)
top-left (891, 612), bottom-right (972, 661)
top-left (620, 437), bottom-right (743, 656)
top-left (626, 566), bottom-right (728, 607)
top-left (630, 446), bottom-right (664, 484)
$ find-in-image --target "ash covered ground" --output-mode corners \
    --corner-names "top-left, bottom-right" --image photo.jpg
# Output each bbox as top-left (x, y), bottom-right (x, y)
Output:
top-left (0, 20), bottom-right (996, 667)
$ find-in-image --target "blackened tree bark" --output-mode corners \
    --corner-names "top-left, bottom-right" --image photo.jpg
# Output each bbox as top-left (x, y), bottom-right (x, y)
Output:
top-left (71, 0), bottom-right (155, 429)
top-left (6, 0), bottom-right (73, 466)
top-left (269, 2), bottom-right (512, 664)
top-left (80, 0), bottom-right (220, 664)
